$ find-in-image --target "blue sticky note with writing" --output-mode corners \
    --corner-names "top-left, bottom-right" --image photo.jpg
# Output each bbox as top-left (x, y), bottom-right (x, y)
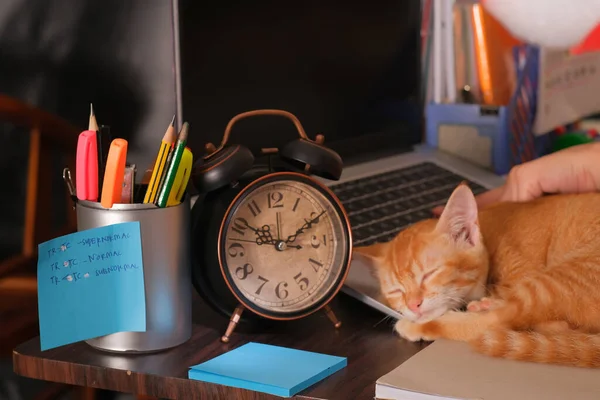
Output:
top-left (188, 342), bottom-right (347, 397)
top-left (37, 221), bottom-right (146, 351)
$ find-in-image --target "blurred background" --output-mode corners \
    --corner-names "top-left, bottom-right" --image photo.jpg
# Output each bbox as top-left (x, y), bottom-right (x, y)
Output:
top-left (1, 1), bottom-right (176, 399)
top-left (1, 0), bottom-right (599, 398)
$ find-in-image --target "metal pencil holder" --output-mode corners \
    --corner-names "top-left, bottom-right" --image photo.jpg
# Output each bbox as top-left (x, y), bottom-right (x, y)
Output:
top-left (76, 198), bottom-right (192, 353)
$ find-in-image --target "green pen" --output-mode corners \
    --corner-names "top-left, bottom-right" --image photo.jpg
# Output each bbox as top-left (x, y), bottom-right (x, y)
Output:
top-left (156, 122), bottom-right (189, 208)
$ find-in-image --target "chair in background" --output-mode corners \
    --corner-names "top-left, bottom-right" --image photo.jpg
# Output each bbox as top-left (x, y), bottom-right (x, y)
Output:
top-left (0, 94), bottom-right (95, 400)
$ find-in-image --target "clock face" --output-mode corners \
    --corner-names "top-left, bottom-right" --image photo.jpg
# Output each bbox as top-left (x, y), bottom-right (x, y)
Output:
top-left (218, 172), bottom-right (351, 319)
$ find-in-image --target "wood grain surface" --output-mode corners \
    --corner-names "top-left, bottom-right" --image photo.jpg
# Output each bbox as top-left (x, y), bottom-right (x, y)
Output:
top-left (13, 291), bottom-right (428, 399)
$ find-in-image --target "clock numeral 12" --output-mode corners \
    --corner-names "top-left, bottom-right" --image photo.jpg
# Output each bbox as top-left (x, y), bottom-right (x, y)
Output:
top-left (268, 192), bottom-right (283, 208)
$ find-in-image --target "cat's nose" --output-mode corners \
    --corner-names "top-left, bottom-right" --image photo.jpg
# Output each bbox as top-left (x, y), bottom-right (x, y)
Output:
top-left (407, 298), bottom-right (423, 313)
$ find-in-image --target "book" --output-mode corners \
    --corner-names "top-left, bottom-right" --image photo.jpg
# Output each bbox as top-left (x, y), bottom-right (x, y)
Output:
top-left (471, 3), bottom-right (522, 106)
top-left (453, 0), bottom-right (480, 103)
top-left (188, 342), bottom-right (347, 398)
top-left (376, 339), bottom-right (600, 400)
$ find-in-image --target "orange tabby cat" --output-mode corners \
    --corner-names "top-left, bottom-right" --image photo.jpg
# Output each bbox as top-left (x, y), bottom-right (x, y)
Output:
top-left (354, 183), bottom-right (600, 368)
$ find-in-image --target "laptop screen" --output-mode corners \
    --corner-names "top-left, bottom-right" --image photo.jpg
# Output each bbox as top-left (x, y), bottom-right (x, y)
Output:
top-left (178, 0), bottom-right (422, 163)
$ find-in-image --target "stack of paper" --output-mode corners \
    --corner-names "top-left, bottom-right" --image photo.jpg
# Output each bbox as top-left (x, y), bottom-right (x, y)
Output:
top-left (189, 342), bottom-right (347, 398)
top-left (376, 339), bottom-right (600, 400)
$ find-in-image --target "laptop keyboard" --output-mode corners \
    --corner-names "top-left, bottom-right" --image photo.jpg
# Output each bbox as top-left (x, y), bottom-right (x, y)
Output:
top-left (330, 162), bottom-right (487, 246)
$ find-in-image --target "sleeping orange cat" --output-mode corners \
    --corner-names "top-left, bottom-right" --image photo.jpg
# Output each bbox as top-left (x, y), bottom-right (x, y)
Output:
top-left (354, 183), bottom-right (600, 368)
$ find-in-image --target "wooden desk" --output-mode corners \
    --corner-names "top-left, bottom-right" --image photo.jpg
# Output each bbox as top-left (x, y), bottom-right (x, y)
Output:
top-left (13, 292), bottom-right (427, 399)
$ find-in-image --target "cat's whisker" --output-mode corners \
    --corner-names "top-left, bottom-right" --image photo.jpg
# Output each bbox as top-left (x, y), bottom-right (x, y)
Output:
top-left (373, 315), bottom-right (394, 328)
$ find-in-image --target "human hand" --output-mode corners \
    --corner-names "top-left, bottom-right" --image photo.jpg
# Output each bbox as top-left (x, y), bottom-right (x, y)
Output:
top-left (433, 142), bottom-right (600, 216)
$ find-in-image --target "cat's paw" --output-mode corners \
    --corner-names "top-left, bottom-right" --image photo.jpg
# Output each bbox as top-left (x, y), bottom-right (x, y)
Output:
top-left (467, 297), bottom-right (502, 312)
top-left (394, 319), bottom-right (436, 342)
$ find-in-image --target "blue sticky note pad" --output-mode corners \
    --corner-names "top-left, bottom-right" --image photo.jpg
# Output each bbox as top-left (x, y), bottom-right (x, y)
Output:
top-left (37, 221), bottom-right (146, 351)
top-left (188, 342), bottom-right (347, 397)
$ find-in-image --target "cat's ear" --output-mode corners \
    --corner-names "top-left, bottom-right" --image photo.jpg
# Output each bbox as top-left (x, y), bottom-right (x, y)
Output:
top-left (435, 183), bottom-right (481, 246)
top-left (353, 242), bottom-right (390, 277)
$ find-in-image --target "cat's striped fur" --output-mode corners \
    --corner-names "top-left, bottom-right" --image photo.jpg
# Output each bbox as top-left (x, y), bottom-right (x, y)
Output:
top-left (354, 183), bottom-right (600, 368)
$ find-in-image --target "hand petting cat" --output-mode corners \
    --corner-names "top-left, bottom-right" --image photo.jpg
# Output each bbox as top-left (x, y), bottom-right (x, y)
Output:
top-left (433, 142), bottom-right (600, 215)
top-left (355, 143), bottom-right (600, 368)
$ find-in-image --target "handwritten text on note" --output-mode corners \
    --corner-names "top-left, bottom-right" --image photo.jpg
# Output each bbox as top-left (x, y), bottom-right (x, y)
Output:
top-left (37, 221), bottom-right (146, 351)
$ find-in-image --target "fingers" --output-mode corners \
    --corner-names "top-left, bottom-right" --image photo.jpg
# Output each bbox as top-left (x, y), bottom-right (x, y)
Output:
top-left (431, 143), bottom-right (600, 216)
top-left (473, 186), bottom-right (505, 208)
top-left (431, 205), bottom-right (444, 217)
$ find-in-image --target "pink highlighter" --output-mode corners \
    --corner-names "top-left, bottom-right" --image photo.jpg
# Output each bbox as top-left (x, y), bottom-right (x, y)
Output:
top-left (76, 130), bottom-right (99, 201)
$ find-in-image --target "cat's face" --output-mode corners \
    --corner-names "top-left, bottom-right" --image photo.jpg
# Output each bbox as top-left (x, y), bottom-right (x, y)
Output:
top-left (353, 184), bottom-right (489, 323)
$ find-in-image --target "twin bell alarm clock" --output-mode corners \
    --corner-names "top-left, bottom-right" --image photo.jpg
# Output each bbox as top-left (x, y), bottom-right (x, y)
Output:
top-left (189, 109), bottom-right (353, 342)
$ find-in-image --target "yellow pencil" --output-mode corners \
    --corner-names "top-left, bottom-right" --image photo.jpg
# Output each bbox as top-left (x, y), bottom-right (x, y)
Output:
top-left (143, 115), bottom-right (177, 203)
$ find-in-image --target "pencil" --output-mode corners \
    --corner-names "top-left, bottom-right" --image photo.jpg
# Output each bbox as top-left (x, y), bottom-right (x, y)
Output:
top-left (143, 115), bottom-right (177, 203)
top-left (89, 103), bottom-right (99, 131)
top-left (156, 122), bottom-right (189, 208)
top-left (153, 119), bottom-right (181, 203)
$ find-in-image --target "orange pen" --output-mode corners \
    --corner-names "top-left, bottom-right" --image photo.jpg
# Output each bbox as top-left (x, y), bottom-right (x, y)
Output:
top-left (100, 139), bottom-right (128, 208)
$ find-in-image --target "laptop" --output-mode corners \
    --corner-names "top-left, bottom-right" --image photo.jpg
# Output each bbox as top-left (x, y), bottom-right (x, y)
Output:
top-left (176, 0), bottom-right (505, 317)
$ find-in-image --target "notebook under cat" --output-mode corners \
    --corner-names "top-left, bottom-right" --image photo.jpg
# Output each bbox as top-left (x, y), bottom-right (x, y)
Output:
top-left (375, 339), bottom-right (600, 400)
top-left (177, 0), bottom-right (505, 317)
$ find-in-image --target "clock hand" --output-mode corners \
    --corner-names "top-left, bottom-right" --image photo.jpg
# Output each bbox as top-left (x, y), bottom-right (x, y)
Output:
top-left (227, 238), bottom-right (261, 244)
top-left (255, 225), bottom-right (276, 245)
top-left (240, 219), bottom-right (276, 245)
top-left (285, 210), bottom-right (326, 243)
top-left (276, 212), bottom-right (282, 241)
top-left (271, 213), bottom-right (304, 251)
top-left (238, 218), bottom-right (259, 233)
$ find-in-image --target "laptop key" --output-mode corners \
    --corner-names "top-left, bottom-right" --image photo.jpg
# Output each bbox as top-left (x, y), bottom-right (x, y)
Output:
top-left (332, 162), bottom-right (491, 246)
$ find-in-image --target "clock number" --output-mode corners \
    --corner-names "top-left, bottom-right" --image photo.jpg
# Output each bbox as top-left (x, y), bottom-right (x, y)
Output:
top-left (227, 242), bottom-right (245, 258)
top-left (247, 199), bottom-right (261, 217)
top-left (268, 192), bottom-right (284, 208)
top-left (275, 281), bottom-right (289, 299)
top-left (232, 218), bottom-right (249, 236)
top-left (308, 258), bottom-right (323, 273)
top-left (255, 275), bottom-right (269, 295)
top-left (292, 197), bottom-right (300, 212)
top-left (293, 272), bottom-right (309, 291)
top-left (235, 263), bottom-right (254, 280)
top-left (310, 234), bottom-right (328, 249)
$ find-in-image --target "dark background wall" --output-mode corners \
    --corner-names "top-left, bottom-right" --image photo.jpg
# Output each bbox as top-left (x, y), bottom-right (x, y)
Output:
top-left (0, 0), bottom-right (421, 258)
top-left (0, 0), bottom-right (178, 258)
top-left (178, 0), bottom-right (421, 161)
top-left (0, 0), bottom-right (178, 172)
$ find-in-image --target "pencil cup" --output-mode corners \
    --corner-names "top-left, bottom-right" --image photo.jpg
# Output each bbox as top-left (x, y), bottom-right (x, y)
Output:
top-left (76, 198), bottom-right (192, 353)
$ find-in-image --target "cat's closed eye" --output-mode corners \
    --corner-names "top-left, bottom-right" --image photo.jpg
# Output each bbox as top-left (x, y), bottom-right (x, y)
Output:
top-left (422, 269), bottom-right (437, 282)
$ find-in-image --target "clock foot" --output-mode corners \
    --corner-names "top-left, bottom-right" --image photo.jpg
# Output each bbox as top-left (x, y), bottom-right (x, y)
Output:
top-left (221, 305), bottom-right (245, 343)
top-left (323, 305), bottom-right (342, 329)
